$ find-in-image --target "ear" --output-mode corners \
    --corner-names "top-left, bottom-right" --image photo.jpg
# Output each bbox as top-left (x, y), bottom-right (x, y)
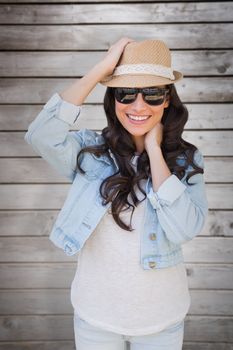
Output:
top-left (164, 96), bottom-right (170, 108)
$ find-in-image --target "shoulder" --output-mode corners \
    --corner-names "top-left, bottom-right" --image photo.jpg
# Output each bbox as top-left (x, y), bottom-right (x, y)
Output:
top-left (176, 148), bottom-right (204, 168)
top-left (72, 128), bottom-right (105, 147)
top-left (193, 148), bottom-right (204, 168)
top-left (175, 148), bottom-right (205, 185)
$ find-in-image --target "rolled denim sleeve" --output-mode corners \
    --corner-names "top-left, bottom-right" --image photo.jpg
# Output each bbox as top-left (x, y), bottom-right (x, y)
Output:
top-left (147, 149), bottom-right (208, 245)
top-left (24, 92), bottom-right (84, 182)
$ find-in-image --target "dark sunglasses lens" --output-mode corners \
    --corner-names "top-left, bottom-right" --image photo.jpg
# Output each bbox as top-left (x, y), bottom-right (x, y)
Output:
top-left (114, 88), bottom-right (137, 104)
top-left (143, 88), bottom-right (168, 105)
top-left (144, 95), bottom-right (165, 105)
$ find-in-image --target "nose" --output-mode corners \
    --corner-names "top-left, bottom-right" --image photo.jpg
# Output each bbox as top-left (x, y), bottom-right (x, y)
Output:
top-left (131, 93), bottom-right (148, 111)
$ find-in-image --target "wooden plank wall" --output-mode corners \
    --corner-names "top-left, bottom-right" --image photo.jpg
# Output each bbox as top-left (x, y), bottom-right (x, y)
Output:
top-left (0, 1), bottom-right (233, 349)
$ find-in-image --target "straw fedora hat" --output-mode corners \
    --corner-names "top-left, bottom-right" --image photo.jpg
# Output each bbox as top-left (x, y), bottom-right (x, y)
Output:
top-left (99, 39), bottom-right (183, 88)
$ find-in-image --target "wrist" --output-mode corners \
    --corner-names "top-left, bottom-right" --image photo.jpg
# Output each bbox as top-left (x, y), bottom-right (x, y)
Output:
top-left (145, 142), bottom-right (161, 155)
top-left (92, 61), bottom-right (112, 80)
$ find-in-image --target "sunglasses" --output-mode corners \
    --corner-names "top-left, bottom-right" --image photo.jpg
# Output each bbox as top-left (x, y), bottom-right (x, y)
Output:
top-left (114, 87), bottom-right (170, 106)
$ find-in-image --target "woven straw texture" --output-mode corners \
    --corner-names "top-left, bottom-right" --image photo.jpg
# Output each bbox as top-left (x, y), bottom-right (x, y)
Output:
top-left (100, 39), bottom-right (183, 87)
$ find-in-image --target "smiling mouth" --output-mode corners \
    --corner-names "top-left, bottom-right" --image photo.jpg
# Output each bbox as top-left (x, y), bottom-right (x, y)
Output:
top-left (126, 114), bottom-right (151, 122)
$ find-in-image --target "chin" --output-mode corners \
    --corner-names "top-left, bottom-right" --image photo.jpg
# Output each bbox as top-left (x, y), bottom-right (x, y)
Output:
top-left (129, 129), bottom-right (148, 136)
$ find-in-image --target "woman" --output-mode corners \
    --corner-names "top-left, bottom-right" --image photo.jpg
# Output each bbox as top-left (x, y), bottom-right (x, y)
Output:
top-left (25, 37), bottom-right (208, 350)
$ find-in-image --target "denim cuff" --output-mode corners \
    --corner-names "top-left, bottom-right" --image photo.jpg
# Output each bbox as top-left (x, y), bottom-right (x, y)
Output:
top-left (147, 174), bottom-right (187, 209)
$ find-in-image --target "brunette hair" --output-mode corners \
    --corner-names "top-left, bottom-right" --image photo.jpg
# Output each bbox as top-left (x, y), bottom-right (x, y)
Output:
top-left (75, 84), bottom-right (203, 231)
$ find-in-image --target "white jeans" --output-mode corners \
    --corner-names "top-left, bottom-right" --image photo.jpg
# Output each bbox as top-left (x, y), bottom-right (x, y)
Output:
top-left (73, 313), bottom-right (184, 350)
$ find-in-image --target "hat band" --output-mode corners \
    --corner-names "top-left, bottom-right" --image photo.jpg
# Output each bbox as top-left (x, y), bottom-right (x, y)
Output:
top-left (113, 63), bottom-right (175, 80)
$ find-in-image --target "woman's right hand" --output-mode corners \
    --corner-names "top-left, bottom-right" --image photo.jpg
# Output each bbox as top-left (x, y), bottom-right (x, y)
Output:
top-left (60, 38), bottom-right (136, 106)
top-left (97, 37), bottom-right (136, 78)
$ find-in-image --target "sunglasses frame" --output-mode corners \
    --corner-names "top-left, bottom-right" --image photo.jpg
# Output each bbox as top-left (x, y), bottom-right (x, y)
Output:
top-left (113, 86), bottom-right (170, 106)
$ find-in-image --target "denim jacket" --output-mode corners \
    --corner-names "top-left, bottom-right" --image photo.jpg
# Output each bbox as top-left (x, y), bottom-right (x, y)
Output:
top-left (24, 92), bottom-right (208, 270)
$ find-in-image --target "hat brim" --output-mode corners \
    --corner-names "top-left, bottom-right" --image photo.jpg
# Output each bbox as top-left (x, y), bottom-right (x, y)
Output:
top-left (99, 71), bottom-right (183, 88)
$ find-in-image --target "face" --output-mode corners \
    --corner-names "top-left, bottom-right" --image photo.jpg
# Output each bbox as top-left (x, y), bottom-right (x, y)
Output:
top-left (114, 85), bottom-right (170, 140)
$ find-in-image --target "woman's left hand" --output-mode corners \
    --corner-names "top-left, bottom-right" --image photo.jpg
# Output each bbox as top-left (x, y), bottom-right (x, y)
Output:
top-left (144, 122), bottom-right (163, 152)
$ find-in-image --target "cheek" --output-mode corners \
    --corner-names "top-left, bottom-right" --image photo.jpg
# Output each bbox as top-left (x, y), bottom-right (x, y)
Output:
top-left (151, 102), bottom-right (168, 118)
top-left (115, 101), bottom-right (124, 113)
top-left (151, 102), bottom-right (167, 113)
top-left (115, 103), bottom-right (127, 122)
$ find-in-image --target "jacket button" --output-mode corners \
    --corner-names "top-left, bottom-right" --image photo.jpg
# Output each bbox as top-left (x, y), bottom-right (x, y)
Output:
top-left (149, 233), bottom-right (157, 240)
top-left (149, 261), bottom-right (156, 269)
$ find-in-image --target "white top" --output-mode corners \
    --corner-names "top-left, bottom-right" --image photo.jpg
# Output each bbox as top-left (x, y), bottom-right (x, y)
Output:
top-left (70, 155), bottom-right (191, 336)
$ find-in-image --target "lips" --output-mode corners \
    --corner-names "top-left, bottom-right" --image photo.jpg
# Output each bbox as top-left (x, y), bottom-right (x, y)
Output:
top-left (126, 113), bottom-right (151, 124)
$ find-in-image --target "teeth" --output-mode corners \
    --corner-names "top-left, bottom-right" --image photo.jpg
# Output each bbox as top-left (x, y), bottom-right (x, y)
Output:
top-left (127, 114), bottom-right (150, 121)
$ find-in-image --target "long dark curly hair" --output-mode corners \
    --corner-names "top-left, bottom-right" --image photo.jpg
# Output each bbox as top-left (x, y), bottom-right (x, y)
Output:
top-left (75, 84), bottom-right (203, 231)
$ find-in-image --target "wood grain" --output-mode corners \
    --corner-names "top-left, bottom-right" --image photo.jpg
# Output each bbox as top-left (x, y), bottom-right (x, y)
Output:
top-left (0, 24), bottom-right (232, 50)
top-left (1, 3), bottom-right (232, 24)
top-left (0, 1), bottom-right (232, 347)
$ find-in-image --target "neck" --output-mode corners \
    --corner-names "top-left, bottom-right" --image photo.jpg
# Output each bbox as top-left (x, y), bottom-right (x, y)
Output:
top-left (132, 135), bottom-right (145, 154)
